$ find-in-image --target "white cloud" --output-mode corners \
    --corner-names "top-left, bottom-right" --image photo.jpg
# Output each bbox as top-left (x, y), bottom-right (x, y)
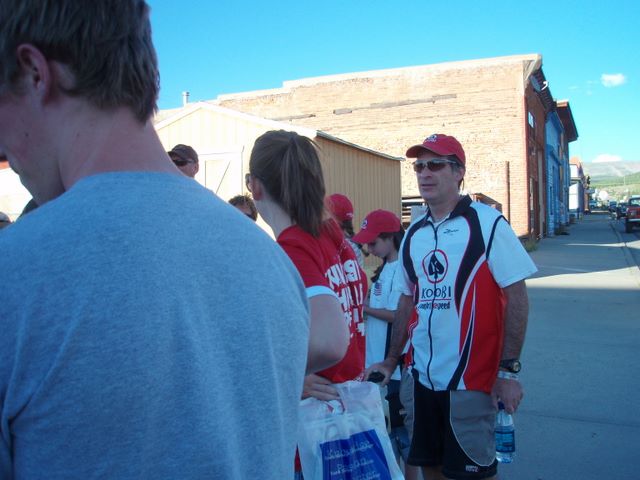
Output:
top-left (593, 154), bottom-right (622, 163)
top-left (601, 73), bottom-right (627, 87)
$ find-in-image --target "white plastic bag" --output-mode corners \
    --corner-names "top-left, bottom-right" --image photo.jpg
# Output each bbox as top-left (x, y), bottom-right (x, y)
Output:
top-left (297, 381), bottom-right (404, 480)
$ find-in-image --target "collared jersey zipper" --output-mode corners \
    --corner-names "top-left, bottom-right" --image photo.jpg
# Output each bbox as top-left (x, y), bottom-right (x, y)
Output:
top-left (424, 217), bottom-right (446, 390)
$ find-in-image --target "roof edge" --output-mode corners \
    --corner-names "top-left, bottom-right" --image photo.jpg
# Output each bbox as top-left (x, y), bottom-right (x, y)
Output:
top-left (154, 102), bottom-right (401, 162)
top-left (556, 99), bottom-right (579, 142)
top-left (215, 54), bottom-right (542, 101)
top-left (316, 131), bottom-right (403, 162)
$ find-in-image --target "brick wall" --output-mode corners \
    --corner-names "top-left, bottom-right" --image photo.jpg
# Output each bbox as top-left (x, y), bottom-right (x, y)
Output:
top-left (218, 57), bottom-right (542, 236)
top-left (525, 82), bottom-right (548, 237)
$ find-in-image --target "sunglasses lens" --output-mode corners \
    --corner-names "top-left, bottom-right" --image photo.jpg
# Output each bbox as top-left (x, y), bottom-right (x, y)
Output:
top-left (427, 161), bottom-right (446, 172)
top-left (413, 160), bottom-right (450, 173)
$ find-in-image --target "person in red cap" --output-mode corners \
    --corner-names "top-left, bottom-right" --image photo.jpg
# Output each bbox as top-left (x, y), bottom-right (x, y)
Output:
top-left (366, 134), bottom-right (537, 480)
top-left (326, 193), bottom-right (366, 268)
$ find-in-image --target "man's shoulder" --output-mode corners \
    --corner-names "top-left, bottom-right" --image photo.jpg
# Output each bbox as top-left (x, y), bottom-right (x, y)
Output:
top-left (468, 200), bottom-right (504, 222)
top-left (0, 204), bottom-right (73, 305)
top-left (0, 199), bottom-right (66, 256)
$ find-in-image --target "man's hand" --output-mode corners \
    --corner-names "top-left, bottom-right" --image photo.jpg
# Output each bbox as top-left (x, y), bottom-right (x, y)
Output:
top-left (363, 358), bottom-right (397, 386)
top-left (491, 377), bottom-right (524, 414)
top-left (302, 374), bottom-right (339, 401)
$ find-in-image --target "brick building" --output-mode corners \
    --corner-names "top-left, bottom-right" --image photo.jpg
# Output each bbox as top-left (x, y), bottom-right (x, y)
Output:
top-left (216, 54), bottom-right (560, 237)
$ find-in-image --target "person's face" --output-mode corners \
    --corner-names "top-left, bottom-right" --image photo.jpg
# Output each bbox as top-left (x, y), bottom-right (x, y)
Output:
top-left (413, 151), bottom-right (464, 206)
top-left (0, 78), bottom-right (64, 205)
top-left (234, 203), bottom-right (255, 221)
top-left (366, 235), bottom-right (394, 260)
top-left (245, 173), bottom-right (267, 218)
top-left (170, 153), bottom-right (199, 178)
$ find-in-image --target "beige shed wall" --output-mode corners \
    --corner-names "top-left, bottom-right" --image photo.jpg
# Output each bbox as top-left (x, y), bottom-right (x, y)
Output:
top-left (317, 137), bottom-right (402, 227)
top-left (154, 106), bottom-right (401, 248)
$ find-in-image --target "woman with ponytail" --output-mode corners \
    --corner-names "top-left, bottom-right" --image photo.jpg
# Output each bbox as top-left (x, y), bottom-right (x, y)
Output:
top-left (247, 129), bottom-right (367, 386)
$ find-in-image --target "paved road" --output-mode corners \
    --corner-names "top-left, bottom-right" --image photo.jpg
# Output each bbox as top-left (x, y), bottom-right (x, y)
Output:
top-left (611, 215), bottom-right (640, 268)
top-left (499, 213), bottom-right (640, 480)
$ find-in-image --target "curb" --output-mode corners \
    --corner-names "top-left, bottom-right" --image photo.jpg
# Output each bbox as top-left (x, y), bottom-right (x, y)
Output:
top-left (608, 220), bottom-right (640, 287)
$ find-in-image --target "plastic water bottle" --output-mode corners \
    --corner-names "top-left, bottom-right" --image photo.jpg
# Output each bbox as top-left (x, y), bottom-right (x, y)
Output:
top-left (495, 402), bottom-right (515, 463)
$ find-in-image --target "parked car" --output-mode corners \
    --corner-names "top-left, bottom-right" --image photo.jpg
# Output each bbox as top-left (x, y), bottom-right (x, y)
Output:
top-left (609, 200), bottom-right (618, 213)
top-left (616, 202), bottom-right (628, 219)
top-left (625, 196), bottom-right (640, 233)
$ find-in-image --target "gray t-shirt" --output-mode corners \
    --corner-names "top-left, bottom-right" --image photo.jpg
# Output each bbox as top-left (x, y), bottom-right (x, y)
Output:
top-left (0, 172), bottom-right (309, 479)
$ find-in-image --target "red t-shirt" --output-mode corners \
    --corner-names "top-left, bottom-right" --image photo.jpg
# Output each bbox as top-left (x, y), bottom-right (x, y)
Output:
top-left (278, 220), bottom-right (367, 383)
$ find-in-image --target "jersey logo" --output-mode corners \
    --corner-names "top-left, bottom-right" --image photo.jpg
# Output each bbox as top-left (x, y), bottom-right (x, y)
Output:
top-left (422, 249), bottom-right (448, 284)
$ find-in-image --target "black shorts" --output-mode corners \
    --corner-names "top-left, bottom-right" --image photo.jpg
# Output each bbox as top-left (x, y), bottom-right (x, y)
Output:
top-left (408, 377), bottom-right (497, 479)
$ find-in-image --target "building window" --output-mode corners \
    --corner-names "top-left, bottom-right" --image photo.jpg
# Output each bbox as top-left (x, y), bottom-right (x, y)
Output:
top-left (528, 112), bottom-right (536, 129)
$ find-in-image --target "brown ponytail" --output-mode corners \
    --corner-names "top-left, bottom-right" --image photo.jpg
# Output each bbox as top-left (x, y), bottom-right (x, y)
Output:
top-left (250, 130), bottom-right (326, 237)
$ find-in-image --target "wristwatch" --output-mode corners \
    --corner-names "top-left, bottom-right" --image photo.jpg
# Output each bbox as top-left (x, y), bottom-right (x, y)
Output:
top-left (499, 358), bottom-right (521, 373)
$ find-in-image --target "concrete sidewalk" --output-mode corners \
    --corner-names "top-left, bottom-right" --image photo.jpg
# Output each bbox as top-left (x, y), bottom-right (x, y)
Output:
top-left (499, 213), bottom-right (640, 480)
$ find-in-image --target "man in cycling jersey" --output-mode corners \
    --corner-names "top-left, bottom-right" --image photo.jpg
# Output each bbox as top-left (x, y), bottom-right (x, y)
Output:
top-left (367, 133), bottom-right (537, 480)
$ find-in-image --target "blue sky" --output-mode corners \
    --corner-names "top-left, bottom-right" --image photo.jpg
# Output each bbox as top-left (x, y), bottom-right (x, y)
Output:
top-left (148, 0), bottom-right (639, 164)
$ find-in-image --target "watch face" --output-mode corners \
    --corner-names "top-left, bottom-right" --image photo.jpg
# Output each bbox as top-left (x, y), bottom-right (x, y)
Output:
top-left (500, 359), bottom-right (521, 373)
top-left (511, 360), bottom-right (521, 373)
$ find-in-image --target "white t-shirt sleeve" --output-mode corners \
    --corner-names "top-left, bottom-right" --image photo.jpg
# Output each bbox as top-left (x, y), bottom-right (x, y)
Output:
top-left (306, 285), bottom-right (338, 299)
top-left (487, 218), bottom-right (538, 288)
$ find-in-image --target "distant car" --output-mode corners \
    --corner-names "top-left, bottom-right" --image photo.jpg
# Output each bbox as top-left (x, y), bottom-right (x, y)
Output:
top-left (625, 196), bottom-right (640, 233)
top-left (609, 201), bottom-right (618, 213)
top-left (616, 202), bottom-right (628, 219)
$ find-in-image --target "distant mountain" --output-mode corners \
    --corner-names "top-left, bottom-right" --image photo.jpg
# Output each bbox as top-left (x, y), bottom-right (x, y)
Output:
top-left (583, 161), bottom-right (640, 181)
top-left (590, 171), bottom-right (640, 187)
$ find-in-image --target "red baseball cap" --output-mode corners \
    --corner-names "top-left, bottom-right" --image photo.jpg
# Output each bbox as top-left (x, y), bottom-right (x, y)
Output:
top-left (405, 133), bottom-right (466, 166)
top-left (352, 210), bottom-right (401, 244)
top-left (326, 194), bottom-right (354, 222)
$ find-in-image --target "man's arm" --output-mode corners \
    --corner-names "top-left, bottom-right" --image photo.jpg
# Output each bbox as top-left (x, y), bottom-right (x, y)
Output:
top-left (501, 279), bottom-right (529, 359)
top-left (364, 293), bottom-right (413, 384)
top-left (491, 279), bottom-right (529, 413)
top-left (363, 305), bottom-right (396, 323)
